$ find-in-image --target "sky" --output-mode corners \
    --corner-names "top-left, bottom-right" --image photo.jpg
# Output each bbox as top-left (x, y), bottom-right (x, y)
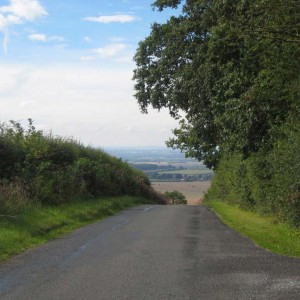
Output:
top-left (0, 0), bottom-right (180, 147)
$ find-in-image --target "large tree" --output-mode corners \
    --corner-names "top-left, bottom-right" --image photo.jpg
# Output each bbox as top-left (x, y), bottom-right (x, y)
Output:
top-left (133, 0), bottom-right (300, 169)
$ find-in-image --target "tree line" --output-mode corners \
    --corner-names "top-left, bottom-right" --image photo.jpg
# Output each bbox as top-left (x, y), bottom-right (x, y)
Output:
top-left (133, 0), bottom-right (300, 225)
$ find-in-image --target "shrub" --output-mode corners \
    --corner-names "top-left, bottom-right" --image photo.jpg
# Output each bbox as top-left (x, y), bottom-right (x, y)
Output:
top-left (0, 180), bottom-right (30, 214)
top-left (205, 115), bottom-right (300, 226)
top-left (164, 190), bottom-right (187, 205)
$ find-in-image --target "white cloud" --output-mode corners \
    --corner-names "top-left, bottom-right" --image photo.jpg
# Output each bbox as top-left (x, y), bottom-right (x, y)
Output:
top-left (93, 43), bottom-right (127, 58)
top-left (28, 33), bottom-right (46, 41)
top-left (5, 14), bottom-right (22, 25)
top-left (0, 63), bottom-right (178, 147)
top-left (19, 100), bottom-right (36, 108)
top-left (80, 55), bottom-right (95, 61)
top-left (0, 0), bottom-right (47, 21)
top-left (0, 15), bottom-right (7, 30)
top-left (0, 0), bottom-right (47, 52)
top-left (28, 33), bottom-right (64, 42)
top-left (84, 14), bottom-right (137, 24)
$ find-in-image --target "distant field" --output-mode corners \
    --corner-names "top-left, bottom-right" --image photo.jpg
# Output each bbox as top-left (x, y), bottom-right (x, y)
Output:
top-left (159, 169), bottom-right (213, 175)
top-left (152, 181), bottom-right (211, 205)
top-left (130, 161), bottom-right (205, 168)
top-left (165, 162), bottom-right (207, 169)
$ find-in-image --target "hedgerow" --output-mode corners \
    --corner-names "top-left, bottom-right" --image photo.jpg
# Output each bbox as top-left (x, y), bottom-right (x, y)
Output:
top-left (205, 115), bottom-right (300, 226)
top-left (0, 120), bottom-right (166, 214)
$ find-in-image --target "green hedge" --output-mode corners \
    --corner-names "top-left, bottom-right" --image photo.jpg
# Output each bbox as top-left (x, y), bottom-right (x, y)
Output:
top-left (206, 116), bottom-right (300, 226)
top-left (0, 120), bottom-right (166, 214)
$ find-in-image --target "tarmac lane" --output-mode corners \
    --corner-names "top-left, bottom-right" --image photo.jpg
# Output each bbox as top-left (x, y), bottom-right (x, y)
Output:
top-left (0, 205), bottom-right (299, 299)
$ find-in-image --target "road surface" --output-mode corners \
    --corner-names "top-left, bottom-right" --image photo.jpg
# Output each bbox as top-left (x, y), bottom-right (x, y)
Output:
top-left (0, 205), bottom-right (299, 299)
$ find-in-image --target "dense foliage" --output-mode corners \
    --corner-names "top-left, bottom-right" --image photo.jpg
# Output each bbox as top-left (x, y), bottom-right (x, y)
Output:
top-left (206, 115), bottom-right (300, 225)
top-left (163, 190), bottom-right (187, 205)
top-left (133, 0), bottom-right (300, 225)
top-left (0, 120), bottom-right (166, 214)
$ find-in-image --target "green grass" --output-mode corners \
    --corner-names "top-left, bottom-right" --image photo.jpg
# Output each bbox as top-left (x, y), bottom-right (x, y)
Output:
top-left (205, 201), bottom-right (300, 257)
top-left (0, 196), bottom-right (151, 263)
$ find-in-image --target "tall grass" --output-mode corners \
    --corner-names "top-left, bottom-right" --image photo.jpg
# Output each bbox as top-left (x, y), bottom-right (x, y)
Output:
top-left (0, 119), bottom-right (167, 214)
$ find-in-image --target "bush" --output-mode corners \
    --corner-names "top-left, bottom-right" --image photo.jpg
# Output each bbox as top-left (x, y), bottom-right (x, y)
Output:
top-left (0, 180), bottom-right (30, 214)
top-left (205, 115), bottom-right (300, 226)
top-left (164, 190), bottom-right (187, 205)
top-left (267, 116), bottom-right (300, 225)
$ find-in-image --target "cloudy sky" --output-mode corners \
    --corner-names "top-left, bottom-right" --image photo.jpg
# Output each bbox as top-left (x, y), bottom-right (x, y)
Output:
top-left (0, 0), bottom-right (179, 147)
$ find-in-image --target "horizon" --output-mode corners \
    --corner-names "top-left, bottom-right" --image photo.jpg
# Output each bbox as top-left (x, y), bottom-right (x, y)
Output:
top-left (0, 0), bottom-right (180, 148)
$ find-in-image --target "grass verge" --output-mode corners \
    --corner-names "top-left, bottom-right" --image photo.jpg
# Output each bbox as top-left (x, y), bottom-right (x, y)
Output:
top-left (0, 196), bottom-right (152, 263)
top-left (205, 200), bottom-right (300, 257)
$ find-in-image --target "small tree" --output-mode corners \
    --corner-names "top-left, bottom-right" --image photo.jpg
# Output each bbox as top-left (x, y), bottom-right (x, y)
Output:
top-left (164, 190), bottom-right (187, 205)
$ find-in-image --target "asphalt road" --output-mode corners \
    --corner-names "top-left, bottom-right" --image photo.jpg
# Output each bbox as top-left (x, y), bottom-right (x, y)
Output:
top-left (0, 205), bottom-right (299, 299)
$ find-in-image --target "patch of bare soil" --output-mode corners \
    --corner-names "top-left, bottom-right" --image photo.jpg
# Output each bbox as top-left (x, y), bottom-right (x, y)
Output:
top-left (151, 181), bottom-right (211, 205)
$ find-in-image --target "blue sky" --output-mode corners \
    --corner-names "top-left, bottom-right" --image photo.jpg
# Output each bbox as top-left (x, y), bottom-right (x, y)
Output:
top-left (0, 0), bottom-right (179, 147)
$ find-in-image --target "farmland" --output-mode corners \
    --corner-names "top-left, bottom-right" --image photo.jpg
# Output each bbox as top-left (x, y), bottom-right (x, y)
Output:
top-left (105, 147), bottom-right (213, 205)
top-left (106, 147), bottom-right (213, 182)
top-left (151, 181), bottom-right (211, 205)
top-left (159, 169), bottom-right (213, 175)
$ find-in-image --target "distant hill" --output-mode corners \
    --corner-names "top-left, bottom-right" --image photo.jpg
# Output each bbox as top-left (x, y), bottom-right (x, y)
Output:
top-left (104, 146), bottom-right (195, 163)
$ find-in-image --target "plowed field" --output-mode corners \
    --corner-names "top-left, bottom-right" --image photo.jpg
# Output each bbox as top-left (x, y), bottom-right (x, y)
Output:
top-left (151, 181), bottom-right (211, 205)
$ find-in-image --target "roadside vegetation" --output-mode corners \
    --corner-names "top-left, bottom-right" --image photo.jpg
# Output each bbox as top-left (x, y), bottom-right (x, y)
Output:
top-left (0, 119), bottom-right (166, 216)
top-left (205, 201), bottom-right (300, 257)
top-left (0, 196), bottom-right (151, 263)
top-left (133, 0), bottom-right (300, 227)
top-left (204, 120), bottom-right (300, 226)
top-left (163, 190), bottom-right (187, 205)
top-left (0, 120), bottom-right (170, 261)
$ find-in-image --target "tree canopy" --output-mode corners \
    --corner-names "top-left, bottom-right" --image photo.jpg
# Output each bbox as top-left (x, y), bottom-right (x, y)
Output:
top-left (133, 0), bottom-right (300, 169)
